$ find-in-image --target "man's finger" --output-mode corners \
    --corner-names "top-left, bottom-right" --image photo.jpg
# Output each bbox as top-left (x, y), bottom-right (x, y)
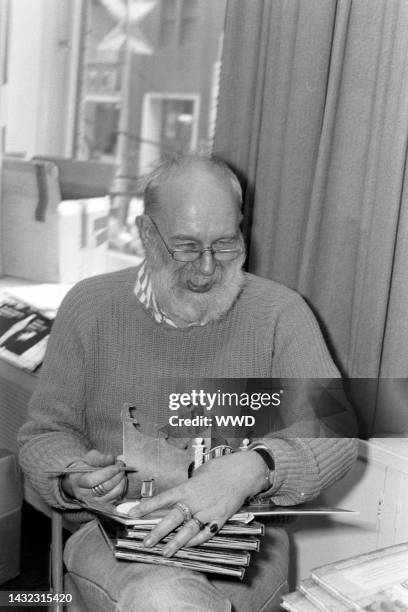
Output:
top-left (185, 528), bottom-right (212, 548)
top-left (185, 517), bottom-right (226, 548)
top-left (84, 450), bottom-right (115, 466)
top-left (161, 519), bottom-right (202, 556)
top-left (96, 480), bottom-right (127, 503)
top-left (77, 464), bottom-right (124, 489)
top-left (86, 471), bottom-right (126, 495)
top-left (143, 507), bottom-right (184, 547)
top-left (128, 488), bottom-right (179, 517)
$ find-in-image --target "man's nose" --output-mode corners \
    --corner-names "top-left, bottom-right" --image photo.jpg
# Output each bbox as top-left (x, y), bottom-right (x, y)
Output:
top-left (199, 250), bottom-right (216, 275)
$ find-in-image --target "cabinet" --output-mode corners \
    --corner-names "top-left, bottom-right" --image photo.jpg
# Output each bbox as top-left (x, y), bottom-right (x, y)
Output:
top-left (291, 438), bottom-right (408, 586)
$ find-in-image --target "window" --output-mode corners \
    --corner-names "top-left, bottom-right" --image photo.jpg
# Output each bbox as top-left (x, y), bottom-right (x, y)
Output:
top-left (0, 0), bottom-right (11, 85)
top-left (75, 0), bottom-right (227, 257)
top-left (1, 0), bottom-right (226, 263)
top-left (159, 0), bottom-right (177, 46)
top-left (179, 0), bottom-right (198, 46)
top-left (159, 0), bottom-right (199, 48)
top-left (139, 95), bottom-right (199, 173)
top-left (84, 102), bottom-right (120, 162)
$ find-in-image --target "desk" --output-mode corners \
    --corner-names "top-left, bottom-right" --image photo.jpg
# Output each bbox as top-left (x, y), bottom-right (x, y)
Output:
top-left (0, 277), bottom-right (50, 515)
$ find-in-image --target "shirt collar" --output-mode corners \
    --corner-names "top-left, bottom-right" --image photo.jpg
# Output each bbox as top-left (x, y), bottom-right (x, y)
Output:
top-left (134, 259), bottom-right (205, 328)
top-left (134, 260), bottom-right (178, 327)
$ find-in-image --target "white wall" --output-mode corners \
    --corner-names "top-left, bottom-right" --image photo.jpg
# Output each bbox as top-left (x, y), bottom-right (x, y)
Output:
top-left (5, 0), bottom-right (82, 157)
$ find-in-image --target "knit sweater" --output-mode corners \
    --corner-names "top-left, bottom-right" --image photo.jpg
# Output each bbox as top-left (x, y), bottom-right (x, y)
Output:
top-left (18, 268), bottom-right (357, 515)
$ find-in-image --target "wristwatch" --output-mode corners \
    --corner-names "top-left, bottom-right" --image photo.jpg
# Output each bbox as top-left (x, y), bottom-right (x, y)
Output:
top-left (250, 444), bottom-right (275, 492)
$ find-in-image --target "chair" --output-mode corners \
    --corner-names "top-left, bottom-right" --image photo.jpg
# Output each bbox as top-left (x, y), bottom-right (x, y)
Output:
top-left (50, 509), bottom-right (88, 612)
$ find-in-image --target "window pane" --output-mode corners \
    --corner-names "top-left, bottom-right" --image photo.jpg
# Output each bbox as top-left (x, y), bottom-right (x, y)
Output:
top-left (160, 19), bottom-right (175, 46)
top-left (180, 18), bottom-right (195, 45)
top-left (181, 0), bottom-right (198, 20)
top-left (162, 0), bottom-right (177, 20)
top-left (75, 0), bottom-right (227, 259)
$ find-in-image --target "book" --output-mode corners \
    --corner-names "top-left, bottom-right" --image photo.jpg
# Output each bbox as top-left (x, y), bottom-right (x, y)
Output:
top-left (124, 529), bottom-right (261, 552)
top-left (311, 542), bottom-right (408, 611)
top-left (81, 498), bottom-right (264, 534)
top-left (115, 538), bottom-right (251, 567)
top-left (80, 498), bottom-right (356, 527)
top-left (281, 590), bottom-right (322, 611)
top-left (80, 498), bottom-right (357, 583)
top-left (0, 294), bottom-right (54, 371)
top-left (243, 503), bottom-right (358, 516)
top-left (114, 550), bottom-right (246, 579)
top-left (299, 578), bottom-right (352, 611)
top-left (3, 284), bottom-right (72, 315)
top-left (85, 498), bottom-right (260, 580)
top-left (0, 297), bottom-right (32, 335)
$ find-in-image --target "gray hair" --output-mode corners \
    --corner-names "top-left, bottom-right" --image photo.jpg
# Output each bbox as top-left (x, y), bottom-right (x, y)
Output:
top-left (141, 152), bottom-right (243, 216)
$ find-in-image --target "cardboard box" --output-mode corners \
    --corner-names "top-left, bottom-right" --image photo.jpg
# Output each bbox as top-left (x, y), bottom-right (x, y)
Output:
top-left (1, 158), bottom-right (110, 283)
top-left (0, 449), bottom-right (22, 584)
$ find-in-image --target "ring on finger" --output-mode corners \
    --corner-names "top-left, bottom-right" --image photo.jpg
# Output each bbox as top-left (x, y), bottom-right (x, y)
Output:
top-left (92, 483), bottom-right (107, 497)
top-left (190, 516), bottom-right (206, 531)
top-left (173, 502), bottom-right (192, 523)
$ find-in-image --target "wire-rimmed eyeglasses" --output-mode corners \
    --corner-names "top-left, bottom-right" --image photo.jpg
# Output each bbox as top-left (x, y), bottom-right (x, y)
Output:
top-left (147, 216), bottom-right (243, 263)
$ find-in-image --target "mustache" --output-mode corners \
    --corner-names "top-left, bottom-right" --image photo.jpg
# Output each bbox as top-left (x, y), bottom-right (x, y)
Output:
top-left (146, 253), bottom-right (246, 324)
top-left (175, 262), bottom-right (222, 287)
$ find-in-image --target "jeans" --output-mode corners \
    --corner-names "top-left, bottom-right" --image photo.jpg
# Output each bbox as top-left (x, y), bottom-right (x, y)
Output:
top-left (63, 520), bottom-right (289, 612)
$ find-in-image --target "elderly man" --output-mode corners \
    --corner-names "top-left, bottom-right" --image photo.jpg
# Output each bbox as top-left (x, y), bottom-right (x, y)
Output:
top-left (18, 154), bottom-right (357, 612)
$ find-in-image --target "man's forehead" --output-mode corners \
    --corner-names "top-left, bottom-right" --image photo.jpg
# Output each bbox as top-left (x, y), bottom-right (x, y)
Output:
top-left (155, 164), bottom-right (239, 222)
top-left (163, 163), bottom-right (231, 194)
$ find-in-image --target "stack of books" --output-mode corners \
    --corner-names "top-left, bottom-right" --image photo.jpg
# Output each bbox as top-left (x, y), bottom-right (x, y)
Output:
top-left (84, 501), bottom-right (264, 580)
top-left (116, 517), bottom-right (264, 579)
top-left (81, 499), bottom-right (357, 582)
top-left (281, 542), bottom-right (408, 611)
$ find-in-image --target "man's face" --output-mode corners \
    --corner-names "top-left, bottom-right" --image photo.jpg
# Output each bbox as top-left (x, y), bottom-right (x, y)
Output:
top-left (144, 166), bottom-right (245, 324)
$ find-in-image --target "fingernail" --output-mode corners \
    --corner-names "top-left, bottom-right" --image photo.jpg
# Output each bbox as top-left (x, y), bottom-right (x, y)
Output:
top-left (162, 547), bottom-right (172, 557)
top-left (144, 537), bottom-right (153, 547)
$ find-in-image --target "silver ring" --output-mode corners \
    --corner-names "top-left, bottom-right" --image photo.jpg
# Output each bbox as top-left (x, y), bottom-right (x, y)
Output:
top-left (191, 516), bottom-right (206, 531)
top-left (92, 483), bottom-right (107, 497)
top-left (173, 502), bottom-right (192, 523)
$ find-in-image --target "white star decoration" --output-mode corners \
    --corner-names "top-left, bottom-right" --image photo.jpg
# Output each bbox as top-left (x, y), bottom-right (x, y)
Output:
top-left (98, 0), bottom-right (156, 55)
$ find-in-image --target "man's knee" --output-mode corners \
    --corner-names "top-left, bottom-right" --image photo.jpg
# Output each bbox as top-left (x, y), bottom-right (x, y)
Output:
top-left (64, 521), bottom-right (231, 611)
top-left (117, 568), bottom-right (231, 612)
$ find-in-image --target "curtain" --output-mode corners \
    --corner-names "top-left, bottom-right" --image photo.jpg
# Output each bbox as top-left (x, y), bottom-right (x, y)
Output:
top-left (214, 0), bottom-right (408, 436)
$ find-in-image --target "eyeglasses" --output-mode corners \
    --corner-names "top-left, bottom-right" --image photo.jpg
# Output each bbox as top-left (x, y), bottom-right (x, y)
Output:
top-left (148, 216), bottom-right (243, 263)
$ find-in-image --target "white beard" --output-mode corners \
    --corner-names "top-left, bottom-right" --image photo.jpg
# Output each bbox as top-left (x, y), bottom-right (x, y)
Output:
top-left (146, 249), bottom-right (246, 326)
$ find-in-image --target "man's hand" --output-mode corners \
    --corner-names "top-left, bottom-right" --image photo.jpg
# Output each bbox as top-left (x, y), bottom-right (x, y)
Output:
top-left (129, 450), bottom-right (268, 556)
top-left (61, 449), bottom-right (127, 503)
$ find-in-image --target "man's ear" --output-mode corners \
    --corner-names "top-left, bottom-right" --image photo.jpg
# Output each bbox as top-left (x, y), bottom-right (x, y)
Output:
top-left (136, 214), bottom-right (153, 244)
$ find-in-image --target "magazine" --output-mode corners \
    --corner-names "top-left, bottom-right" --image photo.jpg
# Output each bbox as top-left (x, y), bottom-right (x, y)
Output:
top-left (299, 578), bottom-right (353, 611)
top-left (281, 590), bottom-right (322, 611)
top-left (81, 498), bottom-right (266, 534)
top-left (311, 543), bottom-right (408, 611)
top-left (115, 538), bottom-right (251, 566)
top-left (123, 530), bottom-right (261, 551)
top-left (0, 294), bottom-right (54, 371)
top-left (114, 550), bottom-right (246, 579)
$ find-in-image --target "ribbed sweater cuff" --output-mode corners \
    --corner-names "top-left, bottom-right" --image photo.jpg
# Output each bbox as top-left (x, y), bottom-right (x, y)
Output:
top-left (258, 437), bottom-right (358, 505)
top-left (19, 435), bottom-right (91, 510)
